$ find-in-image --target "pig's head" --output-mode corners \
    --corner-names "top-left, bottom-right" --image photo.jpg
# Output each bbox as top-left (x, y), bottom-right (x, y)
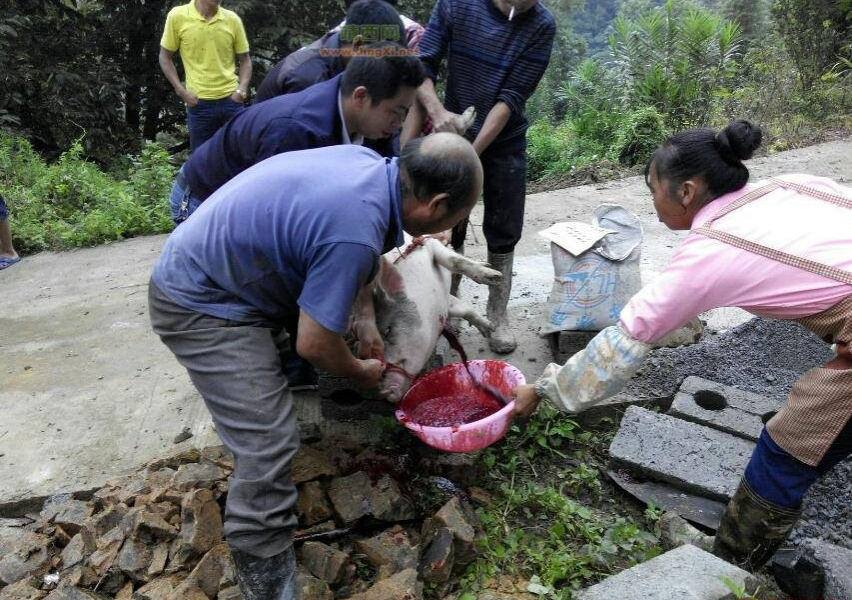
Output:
top-left (373, 259), bottom-right (444, 402)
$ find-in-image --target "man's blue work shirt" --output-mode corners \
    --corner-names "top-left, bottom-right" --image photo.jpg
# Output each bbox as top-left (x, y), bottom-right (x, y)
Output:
top-left (151, 145), bottom-right (405, 334)
top-left (184, 76), bottom-right (345, 202)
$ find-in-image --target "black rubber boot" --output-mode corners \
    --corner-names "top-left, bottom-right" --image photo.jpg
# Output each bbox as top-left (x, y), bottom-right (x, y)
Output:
top-left (231, 545), bottom-right (298, 600)
top-left (713, 478), bottom-right (801, 571)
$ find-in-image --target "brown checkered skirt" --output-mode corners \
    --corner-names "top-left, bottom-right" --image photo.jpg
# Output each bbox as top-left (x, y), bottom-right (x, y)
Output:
top-left (766, 295), bottom-right (852, 466)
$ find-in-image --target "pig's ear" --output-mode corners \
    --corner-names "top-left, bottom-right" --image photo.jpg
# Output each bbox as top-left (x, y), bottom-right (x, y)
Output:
top-left (375, 259), bottom-right (406, 301)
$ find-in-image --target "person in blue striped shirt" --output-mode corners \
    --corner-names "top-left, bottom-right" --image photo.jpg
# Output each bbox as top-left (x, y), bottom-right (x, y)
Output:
top-left (404, 0), bottom-right (555, 353)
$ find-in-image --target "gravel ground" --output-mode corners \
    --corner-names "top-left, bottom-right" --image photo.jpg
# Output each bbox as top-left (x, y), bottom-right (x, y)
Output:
top-left (625, 317), bottom-right (850, 550)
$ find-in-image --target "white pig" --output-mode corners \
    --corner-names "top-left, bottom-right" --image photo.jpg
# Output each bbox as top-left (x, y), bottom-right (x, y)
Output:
top-left (351, 235), bottom-right (501, 402)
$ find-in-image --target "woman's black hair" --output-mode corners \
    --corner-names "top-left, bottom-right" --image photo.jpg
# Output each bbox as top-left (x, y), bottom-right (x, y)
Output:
top-left (646, 119), bottom-right (763, 206)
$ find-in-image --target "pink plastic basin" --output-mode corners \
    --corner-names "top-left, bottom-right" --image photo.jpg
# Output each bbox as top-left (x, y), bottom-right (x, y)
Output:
top-left (395, 360), bottom-right (525, 453)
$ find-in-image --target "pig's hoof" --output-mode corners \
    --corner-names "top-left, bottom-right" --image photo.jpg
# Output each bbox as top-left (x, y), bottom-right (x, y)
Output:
top-left (488, 322), bottom-right (517, 353)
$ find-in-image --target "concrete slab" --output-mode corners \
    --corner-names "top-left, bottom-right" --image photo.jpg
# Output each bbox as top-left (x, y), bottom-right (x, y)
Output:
top-left (0, 236), bottom-right (219, 515)
top-left (668, 376), bottom-right (784, 441)
top-left (607, 469), bottom-right (726, 530)
top-left (609, 406), bottom-right (755, 502)
top-left (576, 544), bottom-right (757, 600)
top-left (800, 538), bottom-right (852, 600)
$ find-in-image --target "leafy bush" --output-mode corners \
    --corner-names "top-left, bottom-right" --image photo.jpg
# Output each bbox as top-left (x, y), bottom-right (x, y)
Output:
top-left (0, 133), bottom-right (175, 253)
top-left (608, 0), bottom-right (742, 130)
top-left (527, 121), bottom-right (572, 181)
top-left (610, 106), bottom-right (671, 166)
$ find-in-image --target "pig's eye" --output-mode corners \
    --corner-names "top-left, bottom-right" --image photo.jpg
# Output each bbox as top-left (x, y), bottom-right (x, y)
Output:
top-left (383, 326), bottom-right (392, 338)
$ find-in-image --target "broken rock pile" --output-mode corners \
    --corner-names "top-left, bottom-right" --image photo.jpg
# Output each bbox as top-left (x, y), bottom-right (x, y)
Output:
top-left (0, 444), bottom-right (491, 600)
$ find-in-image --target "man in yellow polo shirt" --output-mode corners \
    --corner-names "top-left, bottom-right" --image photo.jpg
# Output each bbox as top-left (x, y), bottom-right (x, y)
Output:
top-left (159, 0), bottom-right (252, 151)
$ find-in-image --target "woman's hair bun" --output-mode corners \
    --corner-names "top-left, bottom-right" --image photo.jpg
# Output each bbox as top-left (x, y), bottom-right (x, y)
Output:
top-left (714, 119), bottom-right (762, 162)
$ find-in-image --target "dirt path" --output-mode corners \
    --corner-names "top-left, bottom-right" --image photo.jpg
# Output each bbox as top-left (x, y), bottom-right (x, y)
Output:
top-left (0, 139), bottom-right (849, 514)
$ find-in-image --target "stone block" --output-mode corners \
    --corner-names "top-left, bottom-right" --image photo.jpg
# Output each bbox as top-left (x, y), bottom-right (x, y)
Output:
top-left (295, 567), bottom-right (333, 600)
top-left (147, 543), bottom-right (169, 578)
top-left (355, 525), bottom-right (419, 576)
top-left (370, 476), bottom-right (416, 522)
top-left (116, 538), bottom-right (152, 582)
top-left (172, 463), bottom-right (227, 492)
top-left (171, 489), bottom-right (223, 565)
top-left (44, 497), bottom-right (91, 537)
top-left (668, 376), bottom-right (783, 441)
top-left (146, 448), bottom-right (202, 473)
top-left (80, 507), bottom-right (124, 545)
top-left (217, 587), bottom-right (242, 600)
top-left (418, 527), bottom-right (454, 583)
top-left (181, 543), bottom-right (227, 598)
top-left (296, 482), bottom-right (333, 527)
top-left (0, 578), bottom-right (47, 600)
top-left (200, 446), bottom-right (234, 472)
top-left (129, 510), bottom-right (178, 542)
top-left (576, 544), bottom-right (757, 600)
top-left (0, 528), bottom-right (51, 586)
top-left (800, 538), bottom-right (852, 600)
top-left (328, 472), bottom-right (372, 525)
top-left (60, 534), bottom-right (90, 571)
top-left (300, 541), bottom-right (349, 584)
top-left (62, 566), bottom-right (97, 589)
top-left (424, 497), bottom-right (481, 567)
top-left (114, 582), bottom-right (133, 600)
top-left (43, 583), bottom-right (109, 600)
top-left (609, 406), bottom-right (754, 502)
top-left (348, 568), bottom-right (422, 600)
top-left (292, 446), bottom-right (340, 484)
top-left (133, 573), bottom-right (186, 600)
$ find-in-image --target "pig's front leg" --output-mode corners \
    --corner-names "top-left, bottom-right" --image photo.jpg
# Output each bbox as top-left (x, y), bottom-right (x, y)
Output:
top-left (428, 239), bottom-right (502, 285)
top-left (448, 295), bottom-right (494, 337)
top-left (350, 281), bottom-right (384, 359)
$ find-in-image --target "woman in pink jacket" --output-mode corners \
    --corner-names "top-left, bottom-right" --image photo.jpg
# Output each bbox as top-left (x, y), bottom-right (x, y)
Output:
top-left (514, 120), bottom-right (851, 570)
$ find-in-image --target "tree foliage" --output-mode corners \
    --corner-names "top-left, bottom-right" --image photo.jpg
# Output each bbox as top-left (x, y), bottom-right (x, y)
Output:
top-left (771, 0), bottom-right (851, 90)
top-left (608, 0), bottom-right (742, 129)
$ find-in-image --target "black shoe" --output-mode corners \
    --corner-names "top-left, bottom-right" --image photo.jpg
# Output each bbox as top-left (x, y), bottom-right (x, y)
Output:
top-left (231, 545), bottom-right (297, 600)
top-left (283, 356), bottom-right (319, 392)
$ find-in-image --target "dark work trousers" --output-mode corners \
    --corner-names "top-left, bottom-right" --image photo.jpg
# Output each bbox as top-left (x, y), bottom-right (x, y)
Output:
top-left (148, 282), bottom-right (299, 559)
top-left (452, 133), bottom-right (527, 254)
top-left (745, 419), bottom-right (851, 509)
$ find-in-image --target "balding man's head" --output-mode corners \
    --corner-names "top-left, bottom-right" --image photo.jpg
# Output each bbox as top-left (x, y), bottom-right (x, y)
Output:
top-left (399, 133), bottom-right (483, 215)
top-left (397, 133), bottom-right (483, 237)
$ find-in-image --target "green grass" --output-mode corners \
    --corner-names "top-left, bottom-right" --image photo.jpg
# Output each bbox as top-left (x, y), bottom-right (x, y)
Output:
top-left (452, 405), bottom-right (663, 600)
top-left (0, 133), bottom-right (175, 254)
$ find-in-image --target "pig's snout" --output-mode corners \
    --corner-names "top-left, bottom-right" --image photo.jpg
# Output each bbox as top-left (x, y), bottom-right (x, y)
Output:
top-left (381, 370), bottom-right (411, 403)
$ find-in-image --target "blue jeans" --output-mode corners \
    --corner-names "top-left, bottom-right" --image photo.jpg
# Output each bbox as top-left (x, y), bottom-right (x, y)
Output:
top-left (187, 97), bottom-right (244, 152)
top-left (745, 420), bottom-right (851, 509)
top-left (169, 166), bottom-right (204, 226)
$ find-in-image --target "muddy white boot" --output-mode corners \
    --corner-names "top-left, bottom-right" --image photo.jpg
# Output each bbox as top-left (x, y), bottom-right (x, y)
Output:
top-left (486, 251), bottom-right (516, 353)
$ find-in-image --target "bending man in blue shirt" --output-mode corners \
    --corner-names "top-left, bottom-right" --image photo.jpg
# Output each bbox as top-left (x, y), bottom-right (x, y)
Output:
top-left (148, 134), bottom-right (483, 600)
top-left (405, 0), bottom-right (555, 354)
